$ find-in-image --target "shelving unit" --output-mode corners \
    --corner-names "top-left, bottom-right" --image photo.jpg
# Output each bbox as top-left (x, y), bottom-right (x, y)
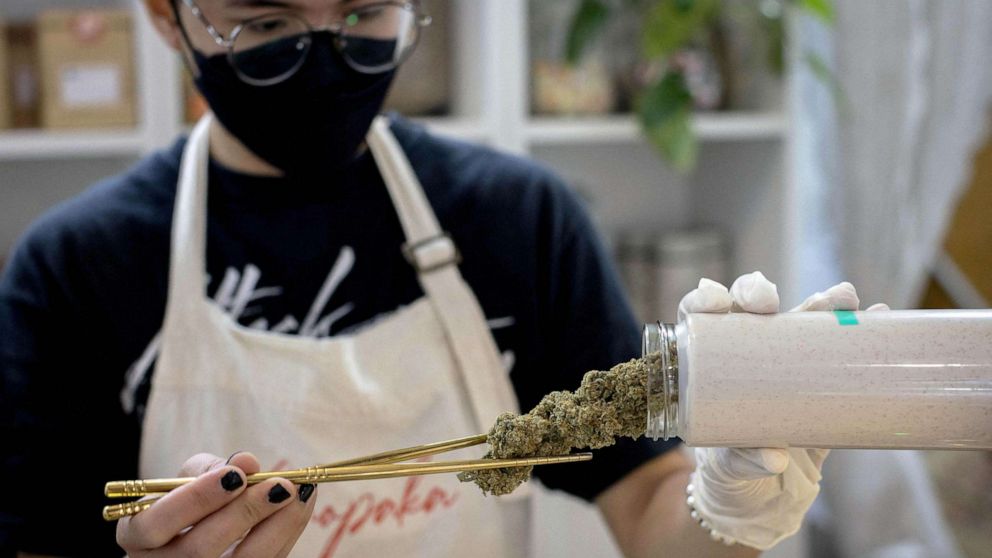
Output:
top-left (0, 0), bottom-right (794, 288)
top-left (0, 0), bottom-right (803, 298)
top-left (0, 128), bottom-right (145, 160)
top-left (0, 0), bottom-right (800, 295)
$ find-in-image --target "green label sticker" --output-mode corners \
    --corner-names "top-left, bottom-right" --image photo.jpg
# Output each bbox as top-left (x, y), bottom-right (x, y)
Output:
top-left (834, 310), bottom-right (859, 326)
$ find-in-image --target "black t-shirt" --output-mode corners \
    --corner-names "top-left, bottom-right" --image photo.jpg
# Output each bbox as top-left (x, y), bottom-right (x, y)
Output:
top-left (0, 115), bottom-right (678, 556)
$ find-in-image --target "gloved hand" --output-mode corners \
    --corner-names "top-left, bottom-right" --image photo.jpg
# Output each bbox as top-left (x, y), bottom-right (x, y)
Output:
top-left (678, 271), bottom-right (889, 550)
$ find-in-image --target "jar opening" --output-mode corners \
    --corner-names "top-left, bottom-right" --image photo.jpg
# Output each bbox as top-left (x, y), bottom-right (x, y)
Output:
top-left (643, 322), bottom-right (679, 440)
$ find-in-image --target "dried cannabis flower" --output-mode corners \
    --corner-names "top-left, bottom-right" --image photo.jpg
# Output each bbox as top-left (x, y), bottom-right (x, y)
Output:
top-left (459, 353), bottom-right (660, 496)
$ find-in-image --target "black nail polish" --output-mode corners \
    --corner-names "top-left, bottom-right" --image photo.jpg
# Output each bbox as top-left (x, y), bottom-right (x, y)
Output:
top-left (221, 470), bottom-right (244, 491)
top-left (225, 451), bottom-right (244, 465)
top-left (298, 484), bottom-right (315, 503)
top-left (268, 484), bottom-right (291, 504)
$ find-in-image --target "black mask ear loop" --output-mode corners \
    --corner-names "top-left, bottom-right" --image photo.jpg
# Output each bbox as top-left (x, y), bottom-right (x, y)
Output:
top-left (169, 0), bottom-right (205, 80)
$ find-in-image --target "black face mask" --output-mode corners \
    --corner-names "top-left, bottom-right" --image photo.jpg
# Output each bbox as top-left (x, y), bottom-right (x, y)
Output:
top-left (190, 32), bottom-right (397, 180)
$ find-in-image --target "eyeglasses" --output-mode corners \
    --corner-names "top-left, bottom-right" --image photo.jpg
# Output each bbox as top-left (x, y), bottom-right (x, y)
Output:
top-left (177, 0), bottom-right (432, 86)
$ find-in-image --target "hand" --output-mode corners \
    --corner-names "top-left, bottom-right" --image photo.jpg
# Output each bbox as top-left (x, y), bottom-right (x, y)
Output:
top-left (678, 272), bottom-right (888, 550)
top-left (116, 452), bottom-right (317, 557)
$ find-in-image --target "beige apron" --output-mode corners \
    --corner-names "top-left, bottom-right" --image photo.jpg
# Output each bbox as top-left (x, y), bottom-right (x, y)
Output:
top-left (140, 115), bottom-right (530, 558)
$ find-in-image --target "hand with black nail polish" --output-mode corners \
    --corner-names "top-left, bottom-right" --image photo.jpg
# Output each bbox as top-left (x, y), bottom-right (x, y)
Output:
top-left (114, 451), bottom-right (317, 557)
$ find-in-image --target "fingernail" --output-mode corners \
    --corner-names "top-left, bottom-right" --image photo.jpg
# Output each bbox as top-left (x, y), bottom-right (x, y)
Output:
top-left (221, 470), bottom-right (244, 491)
top-left (298, 483), bottom-right (316, 503)
top-left (225, 451), bottom-right (244, 465)
top-left (268, 484), bottom-right (291, 504)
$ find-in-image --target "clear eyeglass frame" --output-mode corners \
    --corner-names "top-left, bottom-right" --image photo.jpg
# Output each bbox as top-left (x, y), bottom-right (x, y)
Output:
top-left (177, 0), bottom-right (432, 86)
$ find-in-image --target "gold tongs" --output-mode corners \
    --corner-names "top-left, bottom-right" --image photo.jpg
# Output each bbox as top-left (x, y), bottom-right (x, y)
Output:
top-left (103, 434), bottom-right (591, 521)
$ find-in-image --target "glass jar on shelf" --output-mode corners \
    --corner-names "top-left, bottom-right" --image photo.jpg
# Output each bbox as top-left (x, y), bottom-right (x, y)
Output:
top-left (528, 0), bottom-right (616, 116)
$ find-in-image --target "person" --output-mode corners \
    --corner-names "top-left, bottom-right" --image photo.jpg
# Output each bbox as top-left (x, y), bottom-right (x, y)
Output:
top-left (0, 1), bottom-right (876, 556)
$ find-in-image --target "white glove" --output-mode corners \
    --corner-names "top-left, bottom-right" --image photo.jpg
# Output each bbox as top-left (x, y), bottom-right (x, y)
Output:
top-left (678, 272), bottom-right (889, 550)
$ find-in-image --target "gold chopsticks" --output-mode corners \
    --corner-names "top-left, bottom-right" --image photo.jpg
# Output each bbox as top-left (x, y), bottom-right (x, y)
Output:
top-left (105, 433), bottom-right (488, 499)
top-left (103, 433), bottom-right (591, 521)
top-left (104, 498), bottom-right (161, 521)
top-left (104, 433), bottom-right (484, 521)
top-left (315, 433), bottom-right (488, 468)
top-left (105, 454), bottom-right (591, 498)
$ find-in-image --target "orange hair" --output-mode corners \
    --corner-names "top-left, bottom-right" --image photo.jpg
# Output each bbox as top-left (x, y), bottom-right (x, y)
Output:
top-left (144, 0), bottom-right (174, 20)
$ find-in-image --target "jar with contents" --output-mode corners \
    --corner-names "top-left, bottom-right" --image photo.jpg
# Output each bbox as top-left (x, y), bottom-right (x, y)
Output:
top-left (528, 0), bottom-right (616, 115)
top-left (643, 309), bottom-right (992, 449)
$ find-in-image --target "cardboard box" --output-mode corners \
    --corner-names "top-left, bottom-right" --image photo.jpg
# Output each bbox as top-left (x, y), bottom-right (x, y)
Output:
top-left (7, 24), bottom-right (40, 129)
top-left (38, 9), bottom-right (136, 129)
top-left (0, 21), bottom-right (10, 130)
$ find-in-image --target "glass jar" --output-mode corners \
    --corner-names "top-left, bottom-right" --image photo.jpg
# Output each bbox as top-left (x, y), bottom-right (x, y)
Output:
top-left (528, 0), bottom-right (616, 115)
top-left (643, 309), bottom-right (992, 449)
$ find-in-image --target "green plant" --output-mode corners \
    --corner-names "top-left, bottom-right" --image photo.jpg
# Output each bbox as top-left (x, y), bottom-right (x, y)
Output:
top-left (567, 0), bottom-right (835, 172)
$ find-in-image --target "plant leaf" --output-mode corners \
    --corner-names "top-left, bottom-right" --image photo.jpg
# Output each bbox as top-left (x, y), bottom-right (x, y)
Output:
top-left (639, 71), bottom-right (698, 172)
top-left (761, 6), bottom-right (786, 75)
top-left (796, 0), bottom-right (834, 24)
top-left (642, 0), bottom-right (719, 60)
top-left (566, 0), bottom-right (611, 65)
top-left (656, 108), bottom-right (697, 172)
top-left (639, 72), bottom-right (692, 127)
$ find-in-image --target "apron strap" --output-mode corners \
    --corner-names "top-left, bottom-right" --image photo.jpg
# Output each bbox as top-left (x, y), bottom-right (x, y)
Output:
top-left (168, 115), bottom-right (214, 308)
top-left (366, 116), bottom-right (522, 431)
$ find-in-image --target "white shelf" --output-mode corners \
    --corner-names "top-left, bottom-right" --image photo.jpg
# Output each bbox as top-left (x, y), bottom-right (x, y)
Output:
top-left (0, 129), bottom-right (146, 161)
top-left (0, 117), bottom-right (492, 162)
top-left (693, 111), bottom-right (787, 140)
top-left (526, 111), bottom-right (787, 145)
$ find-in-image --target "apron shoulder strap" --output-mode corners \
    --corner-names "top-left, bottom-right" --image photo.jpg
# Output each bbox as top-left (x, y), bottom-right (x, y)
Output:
top-left (165, 116), bottom-right (214, 312)
top-left (366, 116), bottom-right (521, 431)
